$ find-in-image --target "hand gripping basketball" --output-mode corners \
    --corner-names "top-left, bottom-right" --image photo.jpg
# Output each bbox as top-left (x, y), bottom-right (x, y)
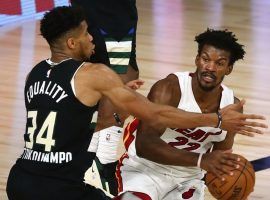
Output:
top-left (200, 150), bottom-right (241, 181)
top-left (205, 154), bottom-right (255, 200)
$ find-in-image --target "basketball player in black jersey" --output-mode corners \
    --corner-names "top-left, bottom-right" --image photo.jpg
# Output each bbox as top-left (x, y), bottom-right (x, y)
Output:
top-left (6, 6), bottom-right (267, 200)
top-left (70, 0), bottom-right (139, 195)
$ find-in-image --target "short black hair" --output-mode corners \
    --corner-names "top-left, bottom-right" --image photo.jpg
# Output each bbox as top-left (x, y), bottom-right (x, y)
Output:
top-left (195, 28), bottom-right (246, 65)
top-left (40, 6), bottom-right (86, 45)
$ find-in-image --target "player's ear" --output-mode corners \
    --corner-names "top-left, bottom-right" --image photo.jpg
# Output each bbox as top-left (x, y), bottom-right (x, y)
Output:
top-left (195, 55), bottom-right (199, 66)
top-left (225, 65), bottom-right (233, 75)
top-left (66, 37), bottom-right (76, 49)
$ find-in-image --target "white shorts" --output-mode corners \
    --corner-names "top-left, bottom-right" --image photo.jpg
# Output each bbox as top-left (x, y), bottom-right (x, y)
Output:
top-left (117, 162), bottom-right (205, 200)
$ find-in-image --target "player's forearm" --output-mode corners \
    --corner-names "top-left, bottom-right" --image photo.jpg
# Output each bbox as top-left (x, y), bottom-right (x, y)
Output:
top-left (110, 89), bottom-right (218, 129)
top-left (153, 105), bottom-right (218, 129)
top-left (213, 132), bottom-right (236, 151)
top-left (136, 136), bottom-right (199, 167)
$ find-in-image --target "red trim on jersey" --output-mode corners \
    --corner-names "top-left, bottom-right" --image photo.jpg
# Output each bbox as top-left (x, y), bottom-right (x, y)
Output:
top-left (35, 0), bottom-right (54, 12)
top-left (0, 0), bottom-right (21, 15)
top-left (123, 118), bottom-right (139, 150)
top-left (115, 153), bottom-right (129, 193)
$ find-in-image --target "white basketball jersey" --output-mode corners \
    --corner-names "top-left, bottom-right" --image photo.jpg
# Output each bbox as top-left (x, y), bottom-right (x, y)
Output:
top-left (122, 72), bottom-right (234, 178)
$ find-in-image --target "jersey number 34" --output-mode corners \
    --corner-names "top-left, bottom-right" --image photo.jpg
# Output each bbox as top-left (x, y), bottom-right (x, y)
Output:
top-left (25, 111), bottom-right (56, 152)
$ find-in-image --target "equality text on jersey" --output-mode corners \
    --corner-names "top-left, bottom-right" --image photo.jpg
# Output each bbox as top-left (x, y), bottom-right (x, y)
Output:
top-left (26, 81), bottom-right (68, 103)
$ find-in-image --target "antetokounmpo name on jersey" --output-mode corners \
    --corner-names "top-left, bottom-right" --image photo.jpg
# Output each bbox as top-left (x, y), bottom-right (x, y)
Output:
top-left (21, 148), bottom-right (72, 164)
top-left (26, 81), bottom-right (68, 103)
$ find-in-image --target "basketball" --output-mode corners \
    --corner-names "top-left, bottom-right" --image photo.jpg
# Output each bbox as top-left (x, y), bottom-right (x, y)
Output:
top-left (205, 154), bottom-right (255, 200)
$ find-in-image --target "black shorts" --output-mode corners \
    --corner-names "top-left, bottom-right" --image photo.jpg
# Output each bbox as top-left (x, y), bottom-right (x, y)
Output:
top-left (6, 165), bottom-right (111, 200)
top-left (89, 26), bottom-right (138, 74)
top-left (71, 0), bottom-right (138, 74)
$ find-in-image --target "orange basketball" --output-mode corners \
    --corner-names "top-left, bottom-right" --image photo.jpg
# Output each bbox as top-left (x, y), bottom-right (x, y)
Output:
top-left (205, 154), bottom-right (255, 200)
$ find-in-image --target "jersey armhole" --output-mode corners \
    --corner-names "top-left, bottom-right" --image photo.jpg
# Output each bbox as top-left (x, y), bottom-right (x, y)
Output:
top-left (70, 62), bottom-right (85, 97)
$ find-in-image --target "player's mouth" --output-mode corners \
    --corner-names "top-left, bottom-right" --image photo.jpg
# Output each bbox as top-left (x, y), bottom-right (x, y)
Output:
top-left (201, 72), bottom-right (216, 83)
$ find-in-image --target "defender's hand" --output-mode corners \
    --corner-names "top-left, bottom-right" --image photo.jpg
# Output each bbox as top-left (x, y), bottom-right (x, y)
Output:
top-left (220, 100), bottom-right (268, 136)
top-left (126, 79), bottom-right (144, 90)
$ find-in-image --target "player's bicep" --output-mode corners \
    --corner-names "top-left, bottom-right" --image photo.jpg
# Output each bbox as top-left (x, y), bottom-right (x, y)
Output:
top-left (91, 64), bottom-right (127, 102)
top-left (136, 76), bottom-right (181, 142)
top-left (94, 67), bottom-right (152, 119)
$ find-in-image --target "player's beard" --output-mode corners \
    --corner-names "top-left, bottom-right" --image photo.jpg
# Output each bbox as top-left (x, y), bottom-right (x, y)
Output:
top-left (197, 71), bottom-right (224, 91)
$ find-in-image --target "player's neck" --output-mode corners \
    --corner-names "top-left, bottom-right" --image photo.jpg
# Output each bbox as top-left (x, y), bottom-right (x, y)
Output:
top-left (193, 77), bottom-right (220, 96)
top-left (50, 44), bottom-right (82, 63)
top-left (50, 51), bottom-right (71, 63)
top-left (192, 76), bottom-right (222, 112)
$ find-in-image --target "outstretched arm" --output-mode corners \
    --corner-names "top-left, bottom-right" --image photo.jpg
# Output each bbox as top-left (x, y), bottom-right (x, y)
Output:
top-left (89, 66), bottom-right (218, 128)
top-left (78, 63), bottom-right (267, 133)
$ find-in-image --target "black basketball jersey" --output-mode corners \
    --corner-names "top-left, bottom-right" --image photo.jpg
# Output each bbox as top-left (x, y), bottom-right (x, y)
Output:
top-left (15, 59), bottom-right (98, 183)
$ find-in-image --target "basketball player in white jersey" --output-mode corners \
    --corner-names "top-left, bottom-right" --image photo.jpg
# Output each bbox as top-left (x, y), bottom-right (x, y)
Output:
top-left (114, 29), bottom-right (258, 200)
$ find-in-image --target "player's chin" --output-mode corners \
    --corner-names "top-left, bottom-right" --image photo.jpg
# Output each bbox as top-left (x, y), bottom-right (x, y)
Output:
top-left (88, 49), bottom-right (95, 58)
top-left (200, 83), bottom-right (215, 91)
top-left (86, 51), bottom-right (93, 59)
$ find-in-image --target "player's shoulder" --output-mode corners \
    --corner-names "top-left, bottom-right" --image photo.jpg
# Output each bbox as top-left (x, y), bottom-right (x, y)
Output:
top-left (80, 62), bottom-right (122, 89)
top-left (82, 62), bottom-right (108, 71)
top-left (148, 73), bottom-right (180, 105)
top-left (80, 62), bottom-right (115, 77)
top-left (151, 73), bottom-right (179, 93)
